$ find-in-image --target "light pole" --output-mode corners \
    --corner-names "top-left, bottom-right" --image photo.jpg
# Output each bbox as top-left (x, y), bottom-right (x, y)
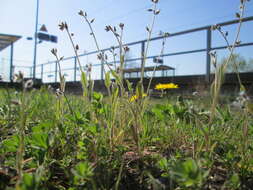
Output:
top-left (33, 0), bottom-right (39, 79)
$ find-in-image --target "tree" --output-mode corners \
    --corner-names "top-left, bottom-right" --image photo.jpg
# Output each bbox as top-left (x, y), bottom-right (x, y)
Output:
top-left (218, 53), bottom-right (253, 73)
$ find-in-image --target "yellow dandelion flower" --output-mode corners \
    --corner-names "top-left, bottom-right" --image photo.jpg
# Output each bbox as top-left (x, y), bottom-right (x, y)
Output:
top-left (130, 93), bottom-right (147, 102)
top-left (155, 83), bottom-right (179, 90)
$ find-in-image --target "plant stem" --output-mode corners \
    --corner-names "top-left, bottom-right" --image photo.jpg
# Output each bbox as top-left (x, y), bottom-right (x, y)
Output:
top-left (209, 1), bottom-right (246, 123)
top-left (140, 3), bottom-right (157, 83)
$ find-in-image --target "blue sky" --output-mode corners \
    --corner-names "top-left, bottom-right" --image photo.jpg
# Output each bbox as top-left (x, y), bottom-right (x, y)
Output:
top-left (1, 0), bottom-right (253, 81)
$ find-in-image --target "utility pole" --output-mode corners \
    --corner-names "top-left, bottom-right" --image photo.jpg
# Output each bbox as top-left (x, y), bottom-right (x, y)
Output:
top-left (33, 0), bottom-right (39, 79)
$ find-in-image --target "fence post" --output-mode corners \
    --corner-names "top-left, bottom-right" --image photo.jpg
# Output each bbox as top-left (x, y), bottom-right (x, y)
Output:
top-left (206, 27), bottom-right (212, 83)
top-left (74, 57), bottom-right (77, 82)
top-left (55, 62), bottom-right (57, 83)
top-left (141, 41), bottom-right (145, 69)
top-left (30, 67), bottom-right (33, 78)
top-left (101, 53), bottom-right (104, 80)
top-left (9, 43), bottom-right (14, 82)
top-left (41, 64), bottom-right (43, 81)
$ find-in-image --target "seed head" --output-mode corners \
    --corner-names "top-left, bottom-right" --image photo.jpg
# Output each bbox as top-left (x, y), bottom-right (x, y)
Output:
top-left (56, 88), bottom-right (64, 97)
top-left (97, 53), bottom-right (103, 60)
top-left (105, 25), bottom-right (112, 32)
top-left (211, 24), bottom-right (221, 31)
top-left (24, 79), bottom-right (33, 89)
top-left (119, 23), bottom-right (124, 30)
top-left (124, 46), bottom-right (130, 52)
top-left (59, 22), bottom-right (65, 31)
top-left (152, 0), bottom-right (159, 3)
top-left (90, 18), bottom-right (95, 23)
top-left (235, 40), bottom-right (241, 45)
top-left (14, 71), bottom-right (24, 83)
top-left (235, 12), bottom-right (241, 19)
top-left (51, 48), bottom-right (57, 56)
top-left (154, 9), bottom-right (160, 15)
top-left (164, 32), bottom-right (170, 37)
top-left (78, 10), bottom-right (84, 16)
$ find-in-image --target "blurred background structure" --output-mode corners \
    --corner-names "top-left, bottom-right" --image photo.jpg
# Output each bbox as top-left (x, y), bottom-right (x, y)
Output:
top-left (0, 0), bottom-right (253, 90)
top-left (0, 33), bottom-right (21, 81)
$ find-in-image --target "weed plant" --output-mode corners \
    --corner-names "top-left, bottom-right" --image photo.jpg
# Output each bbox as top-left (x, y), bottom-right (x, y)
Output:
top-left (0, 0), bottom-right (253, 189)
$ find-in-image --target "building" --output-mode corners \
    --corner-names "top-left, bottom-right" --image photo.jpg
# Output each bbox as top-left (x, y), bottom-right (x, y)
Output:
top-left (0, 33), bottom-right (21, 81)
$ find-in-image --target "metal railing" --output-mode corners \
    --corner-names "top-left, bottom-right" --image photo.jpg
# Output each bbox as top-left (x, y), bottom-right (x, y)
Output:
top-left (33, 16), bottom-right (253, 83)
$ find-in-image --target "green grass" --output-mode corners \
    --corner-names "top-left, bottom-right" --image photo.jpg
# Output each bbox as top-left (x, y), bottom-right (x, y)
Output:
top-left (0, 87), bottom-right (252, 190)
top-left (1, 1), bottom-right (252, 189)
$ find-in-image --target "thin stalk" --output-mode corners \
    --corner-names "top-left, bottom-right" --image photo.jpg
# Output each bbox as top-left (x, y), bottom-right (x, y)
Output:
top-left (146, 33), bottom-right (167, 94)
top-left (119, 28), bottom-right (124, 81)
top-left (140, 3), bottom-right (157, 83)
top-left (16, 87), bottom-right (27, 187)
top-left (109, 95), bottom-right (119, 149)
top-left (52, 50), bottom-right (79, 125)
top-left (111, 48), bottom-right (117, 71)
top-left (115, 161), bottom-right (124, 190)
top-left (65, 28), bottom-right (84, 73)
top-left (4, 87), bottom-right (12, 126)
top-left (105, 26), bottom-right (125, 95)
top-left (209, 1), bottom-right (246, 123)
top-left (217, 29), bottom-right (243, 87)
top-left (80, 14), bottom-right (114, 73)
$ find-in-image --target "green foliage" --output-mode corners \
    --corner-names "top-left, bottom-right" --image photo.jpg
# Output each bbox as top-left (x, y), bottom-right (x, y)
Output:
top-left (105, 71), bottom-right (111, 91)
top-left (81, 72), bottom-right (88, 97)
top-left (223, 173), bottom-right (241, 189)
top-left (1, 135), bottom-right (20, 153)
top-left (149, 99), bottom-right (202, 123)
top-left (0, 88), bottom-right (253, 189)
top-left (71, 162), bottom-right (94, 186)
top-left (19, 173), bottom-right (40, 190)
top-left (157, 157), bottom-right (209, 188)
top-left (169, 158), bottom-right (209, 188)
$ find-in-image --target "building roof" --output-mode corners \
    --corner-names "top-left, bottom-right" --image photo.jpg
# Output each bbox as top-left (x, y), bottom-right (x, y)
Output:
top-left (123, 65), bottom-right (175, 74)
top-left (0, 33), bottom-right (21, 51)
